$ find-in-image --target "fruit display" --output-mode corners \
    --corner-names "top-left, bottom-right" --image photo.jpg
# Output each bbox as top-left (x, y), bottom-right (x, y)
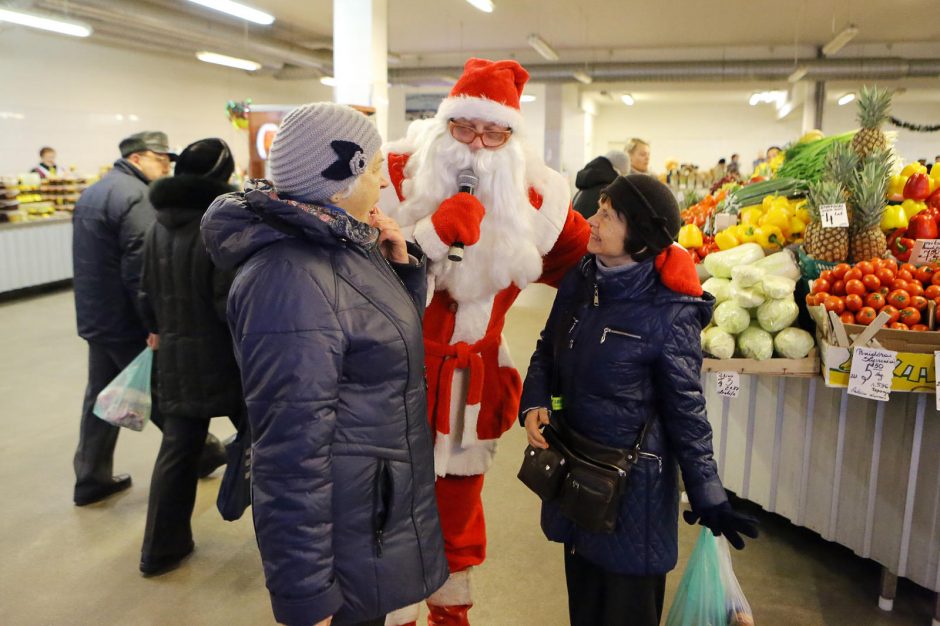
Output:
top-left (803, 180), bottom-right (849, 262)
top-left (806, 257), bottom-right (940, 331)
top-left (848, 152), bottom-right (892, 262)
top-left (775, 131), bottom-right (857, 182)
top-left (851, 86), bottom-right (892, 160)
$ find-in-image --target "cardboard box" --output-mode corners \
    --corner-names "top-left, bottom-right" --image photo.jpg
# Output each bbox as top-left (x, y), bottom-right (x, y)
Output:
top-left (819, 342), bottom-right (935, 392)
top-left (702, 348), bottom-right (819, 378)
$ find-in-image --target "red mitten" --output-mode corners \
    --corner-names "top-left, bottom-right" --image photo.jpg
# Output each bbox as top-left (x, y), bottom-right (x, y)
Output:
top-left (431, 192), bottom-right (485, 247)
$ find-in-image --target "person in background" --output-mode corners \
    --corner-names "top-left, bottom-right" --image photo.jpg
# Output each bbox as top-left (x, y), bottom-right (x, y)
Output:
top-left (934, 155), bottom-right (939, 164)
top-left (727, 153), bottom-right (741, 177)
top-left (71, 131), bottom-right (225, 506)
top-left (31, 146), bottom-right (60, 179)
top-left (137, 138), bottom-right (241, 576)
top-left (917, 158), bottom-right (928, 167)
top-left (520, 175), bottom-right (758, 626)
top-left (201, 103), bottom-right (448, 626)
top-left (626, 138), bottom-right (652, 175)
top-left (573, 150), bottom-right (631, 219)
top-left (765, 146), bottom-right (781, 161)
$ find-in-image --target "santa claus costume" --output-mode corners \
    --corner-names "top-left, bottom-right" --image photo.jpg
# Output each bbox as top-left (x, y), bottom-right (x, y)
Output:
top-left (380, 58), bottom-right (590, 625)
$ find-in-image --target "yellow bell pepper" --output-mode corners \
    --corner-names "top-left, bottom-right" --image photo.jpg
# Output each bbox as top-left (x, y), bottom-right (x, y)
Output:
top-left (761, 195), bottom-right (775, 211)
top-left (678, 224), bottom-right (704, 248)
top-left (887, 175), bottom-right (908, 200)
top-left (735, 224), bottom-right (759, 244)
top-left (880, 204), bottom-right (908, 231)
top-left (715, 228), bottom-right (740, 250)
top-left (755, 224), bottom-right (785, 250)
top-left (771, 197), bottom-right (791, 213)
top-left (901, 198), bottom-right (927, 217)
top-left (901, 162), bottom-right (927, 177)
top-left (931, 162), bottom-right (940, 180)
top-left (740, 207), bottom-right (763, 225)
top-left (788, 217), bottom-right (807, 236)
top-left (761, 206), bottom-right (792, 233)
top-left (796, 207), bottom-right (811, 223)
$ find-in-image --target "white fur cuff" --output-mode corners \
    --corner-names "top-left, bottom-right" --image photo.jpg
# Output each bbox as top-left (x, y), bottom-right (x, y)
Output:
top-left (385, 604), bottom-right (420, 625)
top-left (413, 216), bottom-right (450, 261)
top-left (428, 568), bottom-right (473, 606)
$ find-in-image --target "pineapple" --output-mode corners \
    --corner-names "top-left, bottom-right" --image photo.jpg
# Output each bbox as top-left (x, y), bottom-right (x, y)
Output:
top-left (804, 180), bottom-right (849, 263)
top-left (849, 152), bottom-right (892, 262)
top-left (825, 141), bottom-right (859, 190)
top-left (851, 86), bottom-right (892, 160)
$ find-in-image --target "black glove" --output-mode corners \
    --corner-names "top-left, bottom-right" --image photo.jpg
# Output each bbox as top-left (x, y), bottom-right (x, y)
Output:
top-left (683, 501), bottom-right (759, 550)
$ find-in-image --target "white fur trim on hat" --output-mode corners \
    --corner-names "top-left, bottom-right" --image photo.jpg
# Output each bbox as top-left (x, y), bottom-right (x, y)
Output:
top-left (436, 96), bottom-right (525, 131)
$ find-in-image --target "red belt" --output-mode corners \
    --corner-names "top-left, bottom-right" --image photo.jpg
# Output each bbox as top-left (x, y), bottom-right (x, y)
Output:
top-left (424, 332), bottom-right (498, 435)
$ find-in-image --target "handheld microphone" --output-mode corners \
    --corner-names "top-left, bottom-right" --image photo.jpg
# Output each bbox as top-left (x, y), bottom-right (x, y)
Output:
top-left (448, 169), bottom-right (478, 262)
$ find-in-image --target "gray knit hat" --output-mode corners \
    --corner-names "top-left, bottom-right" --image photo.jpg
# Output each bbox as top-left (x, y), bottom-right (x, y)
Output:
top-left (604, 150), bottom-right (631, 176)
top-left (268, 102), bottom-right (382, 203)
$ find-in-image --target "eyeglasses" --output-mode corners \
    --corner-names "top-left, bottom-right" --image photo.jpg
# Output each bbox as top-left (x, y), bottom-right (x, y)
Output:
top-left (144, 151), bottom-right (171, 165)
top-left (448, 120), bottom-right (512, 148)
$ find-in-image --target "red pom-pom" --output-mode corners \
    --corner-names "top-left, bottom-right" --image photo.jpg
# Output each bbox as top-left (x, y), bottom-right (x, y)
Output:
top-left (655, 245), bottom-right (703, 296)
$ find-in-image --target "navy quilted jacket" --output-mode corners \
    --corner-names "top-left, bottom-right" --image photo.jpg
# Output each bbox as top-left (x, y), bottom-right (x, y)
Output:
top-left (201, 183), bottom-right (448, 626)
top-left (520, 255), bottom-right (726, 575)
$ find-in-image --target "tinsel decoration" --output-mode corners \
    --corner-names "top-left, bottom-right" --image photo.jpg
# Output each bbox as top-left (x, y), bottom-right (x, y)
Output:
top-left (889, 116), bottom-right (940, 133)
top-left (226, 99), bottom-right (252, 130)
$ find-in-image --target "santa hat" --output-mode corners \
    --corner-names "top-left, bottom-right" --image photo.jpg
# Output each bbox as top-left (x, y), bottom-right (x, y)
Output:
top-left (436, 58), bottom-right (529, 130)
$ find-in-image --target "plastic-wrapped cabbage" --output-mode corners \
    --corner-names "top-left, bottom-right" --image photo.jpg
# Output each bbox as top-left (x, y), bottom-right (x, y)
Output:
top-left (752, 249), bottom-right (800, 280)
top-left (756, 298), bottom-right (799, 332)
top-left (703, 243), bottom-right (765, 278)
top-left (702, 327), bottom-right (735, 359)
top-left (731, 283), bottom-right (766, 308)
top-left (773, 327), bottom-right (815, 359)
top-left (761, 275), bottom-right (796, 300)
top-left (713, 301), bottom-right (750, 334)
top-left (702, 277), bottom-right (732, 303)
top-left (731, 264), bottom-right (764, 288)
top-left (737, 324), bottom-right (774, 360)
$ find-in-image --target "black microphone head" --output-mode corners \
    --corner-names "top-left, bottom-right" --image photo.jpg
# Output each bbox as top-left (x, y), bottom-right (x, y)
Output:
top-left (457, 169), bottom-right (478, 191)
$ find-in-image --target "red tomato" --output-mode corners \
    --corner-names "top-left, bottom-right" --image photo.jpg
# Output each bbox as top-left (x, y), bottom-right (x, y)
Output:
top-left (925, 285), bottom-right (940, 300)
top-left (897, 269), bottom-right (915, 282)
top-left (844, 268), bottom-right (863, 282)
top-left (862, 274), bottom-right (881, 292)
top-left (887, 290), bottom-right (911, 309)
top-left (881, 305), bottom-right (900, 324)
top-left (910, 295), bottom-right (928, 311)
top-left (889, 322), bottom-right (910, 330)
top-left (933, 271), bottom-right (940, 287)
top-left (899, 307), bottom-right (921, 326)
top-left (892, 279), bottom-right (910, 292)
top-left (832, 263), bottom-right (851, 279)
top-left (914, 266), bottom-right (935, 285)
top-left (845, 279), bottom-right (866, 296)
top-left (881, 259), bottom-right (899, 273)
top-left (911, 324), bottom-right (930, 332)
top-left (865, 292), bottom-right (885, 310)
top-left (823, 296), bottom-right (845, 314)
top-left (909, 282), bottom-right (925, 297)
top-left (855, 307), bottom-right (877, 325)
top-left (878, 286), bottom-right (891, 297)
top-left (856, 261), bottom-right (875, 275)
top-left (900, 263), bottom-right (917, 276)
top-left (840, 312), bottom-right (856, 324)
top-left (844, 293), bottom-right (864, 312)
top-left (819, 270), bottom-right (834, 283)
top-left (811, 278), bottom-right (831, 295)
top-left (805, 293), bottom-right (817, 306)
top-left (831, 280), bottom-right (847, 296)
top-left (876, 268), bottom-right (896, 284)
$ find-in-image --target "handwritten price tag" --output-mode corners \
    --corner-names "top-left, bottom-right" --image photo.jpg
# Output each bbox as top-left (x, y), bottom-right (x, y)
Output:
top-left (848, 346), bottom-right (897, 401)
top-left (716, 371), bottom-right (741, 399)
top-left (910, 239), bottom-right (940, 265)
top-left (820, 203), bottom-right (849, 228)
top-left (714, 213), bottom-right (737, 231)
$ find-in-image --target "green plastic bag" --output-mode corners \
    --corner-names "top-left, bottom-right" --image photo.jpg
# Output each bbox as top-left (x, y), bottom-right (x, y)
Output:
top-left (93, 348), bottom-right (153, 431)
top-left (665, 527), bottom-right (727, 626)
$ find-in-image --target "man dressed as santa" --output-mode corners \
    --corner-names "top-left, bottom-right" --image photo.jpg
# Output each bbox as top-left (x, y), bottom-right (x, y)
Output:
top-left (381, 58), bottom-right (590, 626)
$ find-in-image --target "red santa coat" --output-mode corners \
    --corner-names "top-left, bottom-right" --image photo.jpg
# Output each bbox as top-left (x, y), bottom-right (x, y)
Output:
top-left (387, 151), bottom-right (590, 476)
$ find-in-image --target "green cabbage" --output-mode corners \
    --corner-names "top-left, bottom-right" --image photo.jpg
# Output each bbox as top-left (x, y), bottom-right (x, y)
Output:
top-left (761, 275), bottom-right (797, 300)
top-left (752, 249), bottom-right (800, 280)
top-left (702, 277), bottom-right (732, 303)
top-left (703, 243), bottom-right (765, 278)
top-left (702, 327), bottom-right (735, 359)
top-left (773, 327), bottom-right (815, 359)
top-left (731, 283), bottom-right (766, 308)
top-left (757, 298), bottom-right (799, 332)
top-left (737, 324), bottom-right (774, 360)
top-left (713, 301), bottom-right (750, 334)
top-left (731, 265), bottom-right (764, 288)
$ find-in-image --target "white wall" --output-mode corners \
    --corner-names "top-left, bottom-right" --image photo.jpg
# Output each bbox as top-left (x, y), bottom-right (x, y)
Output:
top-left (821, 100), bottom-right (940, 165)
top-left (0, 29), bottom-right (332, 176)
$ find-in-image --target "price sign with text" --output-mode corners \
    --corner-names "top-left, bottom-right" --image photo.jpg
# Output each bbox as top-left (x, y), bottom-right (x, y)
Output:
top-left (820, 203), bottom-right (849, 228)
top-left (714, 213), bottom-right (737, 231)
top-left (848, 346), bottom-right (897, 402)
top-left (910, 239), bottom-right (940, 266)
top-left (716, 371), bottom-right (741, 399)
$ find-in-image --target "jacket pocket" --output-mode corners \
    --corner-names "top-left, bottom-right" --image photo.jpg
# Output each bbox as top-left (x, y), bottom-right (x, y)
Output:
top-left (373, 458), bottom-right (393, 557)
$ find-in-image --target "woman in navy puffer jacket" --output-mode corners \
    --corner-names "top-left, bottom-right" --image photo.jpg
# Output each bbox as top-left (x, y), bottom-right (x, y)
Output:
top-left (201, 103), bottom-right (448, 626)
top-left (520, 175), bottom-right (757, 626)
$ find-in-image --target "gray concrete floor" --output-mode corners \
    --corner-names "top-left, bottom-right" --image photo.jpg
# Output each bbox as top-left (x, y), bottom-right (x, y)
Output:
top-left (0, 284), bottom-right (935, 625)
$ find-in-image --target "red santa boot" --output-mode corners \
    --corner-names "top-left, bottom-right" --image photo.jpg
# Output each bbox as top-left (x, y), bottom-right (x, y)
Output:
top-left (426, 568), bottom-right (473, 626)
top-left (427, 604), bottom-right (471, 626)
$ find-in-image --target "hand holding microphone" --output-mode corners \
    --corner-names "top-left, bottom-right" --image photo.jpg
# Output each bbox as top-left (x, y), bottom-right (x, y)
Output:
top-left (431, 169), bottom-right (483, 263)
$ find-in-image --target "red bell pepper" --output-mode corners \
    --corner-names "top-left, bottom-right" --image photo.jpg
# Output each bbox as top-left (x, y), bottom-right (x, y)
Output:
top-left (903, 173), bottom-right (932, 201)
top-left (888, 228), bottom-right (915, 262)
top-left (907, 212), bottom-right (939, 240)
top-left (927, 187), bottom-right (940, 212)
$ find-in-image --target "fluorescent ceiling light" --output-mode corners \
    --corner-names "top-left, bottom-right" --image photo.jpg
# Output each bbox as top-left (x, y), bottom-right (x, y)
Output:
top-left (573, 71), bottom-right (593, 85)
top-left (520, 94), bottom-right (536, 103)
top-left (620, 94), bottom-right (635, 106)
top-left (787, 66), bottom-right (808, 83)
top-left (465, 0), bottom-right (494, 12)
top-left (837, 92), bottom-right (856, 106)
top-left (320, 76), bottom-right (337, 86)
top-left (528, 34), bottom-right (559, 61)
top-left (821, 25), bottom-right (858, 57)
top-left (749, 90), bottom-right (787, 106)
top-left (186, 0), bottom-right (274, 25)
top-left (196, 51), bottom-right (261, 71)
top-left (0, 8), bottom-right (92, 37)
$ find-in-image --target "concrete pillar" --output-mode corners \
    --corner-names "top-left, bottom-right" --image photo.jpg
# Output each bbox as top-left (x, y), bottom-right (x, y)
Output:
top-left (544, 83), bottom-right (563, 170)
top-left (333, 0), bottom-right (389, 137)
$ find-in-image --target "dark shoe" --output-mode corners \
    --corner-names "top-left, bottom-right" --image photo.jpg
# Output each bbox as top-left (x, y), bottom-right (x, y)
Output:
top-left (74, 474), bottom-right (132, 506)
top-left (140, 541), bottom-right (195, 577)
top-left (197, 433), bottom-right (227, 478)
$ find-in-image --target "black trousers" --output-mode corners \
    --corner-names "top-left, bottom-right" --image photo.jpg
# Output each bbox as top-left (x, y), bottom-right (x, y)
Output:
top-left (141, 408), bottom-right (243, 560)
top-left (74, 340), bottom-right (163, 498)
top-left (564, 548), bottom-right (666, 626)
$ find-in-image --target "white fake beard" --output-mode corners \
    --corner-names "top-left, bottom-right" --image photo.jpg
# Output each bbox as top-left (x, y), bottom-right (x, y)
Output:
top-left (397, 124), bottom-right (544, 302)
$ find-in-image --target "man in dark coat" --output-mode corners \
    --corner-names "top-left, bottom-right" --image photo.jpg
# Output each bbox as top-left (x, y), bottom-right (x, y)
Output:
top-left (572, 150), bottom-right (630, 219)
top-left (137, 138), bottom-right (241, 575)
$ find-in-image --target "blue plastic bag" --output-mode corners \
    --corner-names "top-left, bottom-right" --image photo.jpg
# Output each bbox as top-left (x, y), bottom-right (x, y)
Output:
top-left (93, 348), bottom-right (153, 431)
top-left (665, 527), bottom-right (727, 626)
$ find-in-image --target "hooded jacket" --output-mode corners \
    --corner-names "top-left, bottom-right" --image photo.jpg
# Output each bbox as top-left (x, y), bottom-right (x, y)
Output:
top-left (200, 182), bottom-right (448, 626)
top-left (72, 159), bottom-right (155, 343)
top-left (572, 156), bottom-right (619, 220)
top-left (138, 175), bottom-right (240, 419)
top-left (520, 254), bottom-right (725, 575)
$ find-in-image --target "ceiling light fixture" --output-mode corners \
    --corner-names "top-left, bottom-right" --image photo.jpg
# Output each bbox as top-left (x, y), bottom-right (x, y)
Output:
top-left (196, 51), bottom-right (262, 71)
top-left (465, 0), bottom-right (495, 12)
top-left (787, 66), bottom-right (808, 83)
top-left (837, 92), bottom-right (856, 106)
top-left (620, 94), bottom-right (635, 106)
top-left (749, 90), bottom-right (787, 106)
top-left (320, 76), bottom-right (337, 87)
top-left (520, 95), bottom-right (537, 103)
top-left (821, 24), bottom-right (859, 57)
top-left (527, 34), bottom-right (559, 61)
top-left (0, 8), bottom-right (91, 37)
top-left (572, 71), bottom-right (593, 85)
top-left (186, 0), bottom-right (274, 25)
